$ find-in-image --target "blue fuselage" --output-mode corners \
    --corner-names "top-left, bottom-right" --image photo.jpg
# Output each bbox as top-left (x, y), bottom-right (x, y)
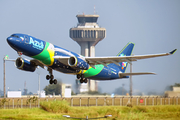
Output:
top-left (7, 33), bottom-right (129, 80)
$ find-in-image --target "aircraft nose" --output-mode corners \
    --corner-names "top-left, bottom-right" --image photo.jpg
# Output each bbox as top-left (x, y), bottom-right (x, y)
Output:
top-left (7, 37), bottom-right (14, 45)
top-left (7, 36), bottom-right (19, 48)
top-left (7, 37), bottom-right (14, 43)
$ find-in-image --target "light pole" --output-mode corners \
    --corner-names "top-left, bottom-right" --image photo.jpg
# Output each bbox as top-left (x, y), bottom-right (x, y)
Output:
top-left (3, 55), bottom-right (10, 98)
top-left (3, 55), bottom-right (16, 98)
top-left (3, 56), bottom-right (6, 98)
top-left (130, 63), bottom-right (132, 96)
top-left (37, 72), bottom-right (40, 98)
top-left (36, 68), bottom-right (41, 98)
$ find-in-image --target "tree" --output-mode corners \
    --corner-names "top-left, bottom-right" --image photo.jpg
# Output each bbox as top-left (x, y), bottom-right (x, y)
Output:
top-left (28, 92), bottom-right (33, 95)
top-left (147, 91), bottom-right (158, 95)
top-left (171, 83), bottom-right (180, 87)
top-left (0, 89), bottom-right (2, 97)
top-left (164, 85), bottom-right (172, 91)
top-left (44, 81), bottom-right (62, 95)
top-left (164, 83), bottom-right (180, 92)
top-left (87, 91), bottom-right (101, 95)
top-left (133, 90), bottom-right (143, 96)
top-left (114, 87), bottom-right (127, 95)
top-left (71, 90), bottom-right (76, 95)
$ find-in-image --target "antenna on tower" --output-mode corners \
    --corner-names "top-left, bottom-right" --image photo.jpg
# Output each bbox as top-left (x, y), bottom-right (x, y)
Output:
top-left (24, 81), bottom-right (26, 89)
top-left (94, 5), bottom-right (96, 14)
top-left (24, 81), bottom-right (27, 95)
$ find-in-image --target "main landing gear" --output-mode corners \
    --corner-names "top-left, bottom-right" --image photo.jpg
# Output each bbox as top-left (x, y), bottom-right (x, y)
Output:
top-left (46, 68), bottom-right (57, 84)
top-left (77, 74), bottom-right (88, 84)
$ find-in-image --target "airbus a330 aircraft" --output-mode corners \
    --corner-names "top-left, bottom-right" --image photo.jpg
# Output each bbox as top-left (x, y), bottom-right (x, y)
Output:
top-left (7, 33), bottom-right (177, 84)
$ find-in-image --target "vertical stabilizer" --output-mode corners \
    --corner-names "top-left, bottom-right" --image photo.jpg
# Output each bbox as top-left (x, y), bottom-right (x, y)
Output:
top-left (117, 42), bottom-right (135, 73)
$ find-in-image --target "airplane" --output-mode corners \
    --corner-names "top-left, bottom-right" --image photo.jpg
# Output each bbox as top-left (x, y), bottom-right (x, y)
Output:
top-left (7, 33), bottom-right (177, 84)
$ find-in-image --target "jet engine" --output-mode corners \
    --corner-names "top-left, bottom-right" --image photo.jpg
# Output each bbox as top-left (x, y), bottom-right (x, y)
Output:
top-left (15, 57), bottom-right (36, 72)
top-left (68, 56), bottom-right (89, 70)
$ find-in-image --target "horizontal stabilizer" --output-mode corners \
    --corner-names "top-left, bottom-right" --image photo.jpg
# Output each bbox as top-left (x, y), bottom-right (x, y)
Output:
top-left (119, 72), bottom-right (156, 78)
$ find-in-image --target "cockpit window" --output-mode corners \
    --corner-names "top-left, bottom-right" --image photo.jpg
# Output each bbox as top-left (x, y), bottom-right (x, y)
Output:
top-left (11, 34), bottom-right (19, 38)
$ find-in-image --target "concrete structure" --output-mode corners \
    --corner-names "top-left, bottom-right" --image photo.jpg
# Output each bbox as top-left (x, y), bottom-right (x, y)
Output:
top-left (7, 91), bottom-right (21, 98)
top-left (75, 79), bottom-right (88, 93)
top-left (173, 87), bottom-right (180, 92)
top-left (61, 84), bottom-right (72, 98)
top-left (70, 14), bottom-right (106, 92)
top-left (37, 91), bottom-right (46, 98)
top-left (165, 87), bottom-right (180, 97)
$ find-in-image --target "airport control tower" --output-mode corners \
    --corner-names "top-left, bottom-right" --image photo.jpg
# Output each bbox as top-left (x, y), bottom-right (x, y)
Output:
top-left (70, 14), bottom-right (106, 92)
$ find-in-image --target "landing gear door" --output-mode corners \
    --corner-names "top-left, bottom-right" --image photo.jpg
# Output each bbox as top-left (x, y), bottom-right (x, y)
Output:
top-left (24, 35), bottom-right (29, 44)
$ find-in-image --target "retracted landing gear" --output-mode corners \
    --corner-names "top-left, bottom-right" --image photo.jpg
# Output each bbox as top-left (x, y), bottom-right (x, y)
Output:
top-left (77, 74), bottom-right (88, 83)
top-left (46, 68), bottom-right (57, 84)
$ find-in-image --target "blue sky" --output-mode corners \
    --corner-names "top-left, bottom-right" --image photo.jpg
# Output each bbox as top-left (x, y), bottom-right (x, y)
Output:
top-left (0, 0), bottom-right (180, 95)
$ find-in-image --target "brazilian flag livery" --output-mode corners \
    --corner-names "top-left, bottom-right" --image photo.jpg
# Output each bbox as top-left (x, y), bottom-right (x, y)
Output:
top-left (8, 33), bottom-right (174, 82)
top-left (83, 42), bottom-right (135, 79)
top-left (32, 42), bottom-right (55, 66)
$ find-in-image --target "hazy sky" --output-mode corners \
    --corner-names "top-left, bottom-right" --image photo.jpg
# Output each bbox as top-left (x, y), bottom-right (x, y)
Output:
top-left (0, 0), bottom-right (180, 95)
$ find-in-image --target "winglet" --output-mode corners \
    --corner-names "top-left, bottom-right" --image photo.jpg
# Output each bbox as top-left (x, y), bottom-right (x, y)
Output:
top-left (169, 49), bottom-right (177, 54)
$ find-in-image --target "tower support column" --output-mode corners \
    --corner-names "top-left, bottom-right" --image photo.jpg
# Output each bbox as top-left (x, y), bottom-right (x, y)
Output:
top-left (70, 14), bottom-right (106, 93)
top-left (79, 42), bottom-right (89, 57)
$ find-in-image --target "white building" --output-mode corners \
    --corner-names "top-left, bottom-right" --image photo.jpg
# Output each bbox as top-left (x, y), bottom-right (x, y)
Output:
top-left (7, 91), bottom-right (21, 98)
top-left (61, 84), bottom-right (72, 98)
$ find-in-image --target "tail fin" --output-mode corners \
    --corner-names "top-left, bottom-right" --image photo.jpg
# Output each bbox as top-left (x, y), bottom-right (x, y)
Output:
top-left (117, 42), bottom-right (135, 73)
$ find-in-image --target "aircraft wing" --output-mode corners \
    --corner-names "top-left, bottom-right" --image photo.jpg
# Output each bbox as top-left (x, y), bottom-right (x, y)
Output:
top-left (85, 49), bottom-right (177, 66)
top-left (53, 56), bottom-right (70, 65)
top-left (30, 59), bottom-right (46, 69)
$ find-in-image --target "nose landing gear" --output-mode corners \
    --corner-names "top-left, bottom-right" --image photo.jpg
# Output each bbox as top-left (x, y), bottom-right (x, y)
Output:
top-left (46, 68), bottom-right (57, 84)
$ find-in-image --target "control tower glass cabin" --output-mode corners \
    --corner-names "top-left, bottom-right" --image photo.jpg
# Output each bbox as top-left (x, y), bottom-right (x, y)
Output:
top-left (70, 15), bottom-right (106, 57)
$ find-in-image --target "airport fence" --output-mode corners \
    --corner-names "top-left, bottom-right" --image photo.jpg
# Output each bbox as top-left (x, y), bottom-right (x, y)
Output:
top-left (0, 96), bottom-right (180, 109)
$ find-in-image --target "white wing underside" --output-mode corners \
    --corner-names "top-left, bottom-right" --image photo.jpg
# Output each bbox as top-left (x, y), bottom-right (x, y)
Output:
top-left (85, 52), bottom-right (173, 66)
top-left (53, 49), bottom-right (176, 67)
top-left (30, 59), bottom-right (45, 69)
top-left (53, 49), bottom-right (176, 76)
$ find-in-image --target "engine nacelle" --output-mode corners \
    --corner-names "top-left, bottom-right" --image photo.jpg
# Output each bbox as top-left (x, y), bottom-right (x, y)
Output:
top-left (68, 56), bottom-right (89, 70)
top-left (15, 57), bottom-right (36, 72)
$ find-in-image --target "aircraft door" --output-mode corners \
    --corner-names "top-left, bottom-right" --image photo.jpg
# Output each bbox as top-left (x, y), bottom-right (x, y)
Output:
top-left (24, 35), bottom-right (29, 44)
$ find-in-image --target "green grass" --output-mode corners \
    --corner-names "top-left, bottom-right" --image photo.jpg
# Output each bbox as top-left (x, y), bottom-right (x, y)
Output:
top-left (0, 101), bottom-right (180, 120)
top-left (0, 108), bottom-right (63, 120)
